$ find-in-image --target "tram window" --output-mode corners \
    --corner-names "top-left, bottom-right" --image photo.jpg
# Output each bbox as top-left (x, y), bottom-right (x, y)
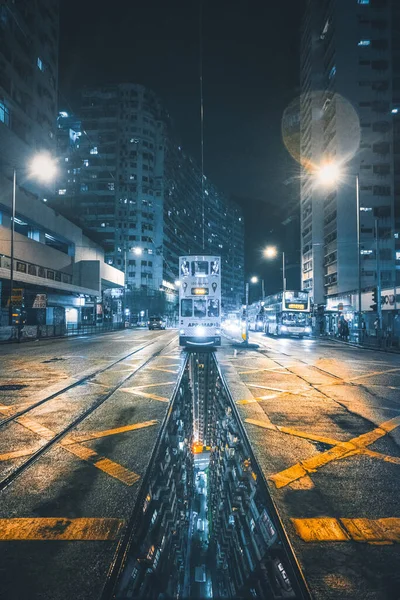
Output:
top-left (181, 299), bottom-right (193, 317)
top-left (194, 299), bottom-right (207, 318)
top-left (210, 260), bottom-right (219, 275)
top-left (208, 299), bottom-right (219, 317)
top-left (181, 260), bottom-right (190, 277)
top-left (191, 261), bottom-right (208, 276)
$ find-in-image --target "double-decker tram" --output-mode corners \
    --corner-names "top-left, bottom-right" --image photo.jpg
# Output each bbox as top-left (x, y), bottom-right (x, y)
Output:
top-left (178, 255), bottom-right (221, 347)
top-left (264, 290), bottom-right (312, 337)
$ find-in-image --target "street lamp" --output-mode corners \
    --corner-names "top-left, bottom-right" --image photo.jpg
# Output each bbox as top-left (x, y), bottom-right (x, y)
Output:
top-left (9, 153), bottom-right (58, 325)
top-left (264, 246), bottom-right (286, 292)
top-left (316, 162), bottom-right (363, 339)
top-left (243, 276), bottom-right (260, 345)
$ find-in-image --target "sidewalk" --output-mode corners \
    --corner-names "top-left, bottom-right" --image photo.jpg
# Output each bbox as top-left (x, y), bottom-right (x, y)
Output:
top-left (320, 333), bottom-right (400, 354)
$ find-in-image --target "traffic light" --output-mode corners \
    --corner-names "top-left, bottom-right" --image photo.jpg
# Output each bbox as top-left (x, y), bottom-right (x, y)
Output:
top-left (370, 287), bottom-right (378, 311)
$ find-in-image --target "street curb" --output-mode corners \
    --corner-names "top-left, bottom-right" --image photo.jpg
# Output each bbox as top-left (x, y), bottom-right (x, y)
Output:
top-left (323, 335), bottom-right (400, 355)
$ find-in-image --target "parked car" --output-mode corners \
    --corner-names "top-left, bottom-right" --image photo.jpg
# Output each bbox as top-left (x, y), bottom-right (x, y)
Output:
top-left (148, 316), bottom-right (166, 330)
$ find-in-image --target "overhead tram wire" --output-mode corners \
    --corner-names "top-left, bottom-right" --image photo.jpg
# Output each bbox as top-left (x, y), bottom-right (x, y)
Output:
top-left (199, 0), bottom-right (205, 251)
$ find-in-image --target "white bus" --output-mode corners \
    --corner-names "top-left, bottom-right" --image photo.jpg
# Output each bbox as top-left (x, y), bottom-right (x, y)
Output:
top-left (264, 290), bottom-right (312, 337)
top-left (178, 255), bottom-right (221, 347)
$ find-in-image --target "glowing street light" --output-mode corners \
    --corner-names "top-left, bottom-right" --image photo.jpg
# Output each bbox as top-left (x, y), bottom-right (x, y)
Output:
top-left (250, 276), bottom-right (258, 284)
top-left (132, 247), bottom-right (142, 256)
top-left (316, 161), bottom-right (341, 187)
top-left (29, 152), bottom-right (58, 182)
top-left (263, 246), bottom-right (278, 259)
top-left (9, 153), bottom-right (57, 325)
top-left (264, 246), bottom-right (286, 292)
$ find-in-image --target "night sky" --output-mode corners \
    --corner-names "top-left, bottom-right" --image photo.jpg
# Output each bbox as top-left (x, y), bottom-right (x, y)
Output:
top-left (59, 0), bottom-right (305, 294)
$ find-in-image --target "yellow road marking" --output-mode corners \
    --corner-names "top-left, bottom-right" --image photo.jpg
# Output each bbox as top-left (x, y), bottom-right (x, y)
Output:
top-left (361, 449), bottom-right (400, 465)
top-left (16, 416), bottom-right (56, 441)
top-left (0, 447), bottom-right (40, 462)
top-left (131, 382), bottom-right (175, 390)
top-left (62, 420), bottom-right (158, 444)
top-left (0, 518), bottom-right (124, 541)
top-left (147, 367), bottom-right (178, 374)
top-left (62, 443), bottom-right (140, 486)
top-left (292, 518), bottom-right (349, 542)
top-left (121, 388), bottom-right (169, 402)
top-left (344, 367), bottom-right (400, 383)
top-left (289, 475), bottom-right (315, 490)
top-left (0, 402), bottom-right (34, 414)
top-left (245, 418), bottom-right (276, 431)
top-left (269, 415), bottom-right (400, 488)
top-left (278, 426), bottom-right (340, 447)
top-left (13, 415), bottom-right (145, 486)
top-left (292, 517), bottom-right (400, 544)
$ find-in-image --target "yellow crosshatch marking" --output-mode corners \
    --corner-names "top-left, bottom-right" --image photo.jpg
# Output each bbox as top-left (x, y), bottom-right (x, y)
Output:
top-left (7, 417), bottom-right (159, 486)
top-left (292, 517), bottom-right (400, 545)
top-left (0, 518), bottom-right (125, 541)
top-left (121, 388), bottom-right (169, 402)
top-left (147, 367), bottom-right (178, 374)
top-left (244, 415), bottom-right (400, 488)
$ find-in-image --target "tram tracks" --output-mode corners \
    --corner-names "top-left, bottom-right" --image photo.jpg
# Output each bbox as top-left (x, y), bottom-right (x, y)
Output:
top-left (0, 333), bottom-right (168, 428)
top-left (0, 333), bottom-right (178, 493)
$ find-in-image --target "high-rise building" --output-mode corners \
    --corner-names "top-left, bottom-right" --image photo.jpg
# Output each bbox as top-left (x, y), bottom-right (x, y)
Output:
top-left (54, 84), bottom-right (244, 314)
top-left (300, 0), bottom-right (399, 307)
top-left (0, 0), bottom-right (59, 193)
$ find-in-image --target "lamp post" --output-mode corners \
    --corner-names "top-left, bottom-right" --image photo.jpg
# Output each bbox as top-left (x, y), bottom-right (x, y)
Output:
top-left (264, 246), bottom-right (286, 292)
top-left (316, 162), bottom-right (362, 341)
top-left (8, 153), bottom-right (57, 326)
top-left (243, 276), bottom-right (258, 345)
top-left (123, 245), bottom-right (142, 326)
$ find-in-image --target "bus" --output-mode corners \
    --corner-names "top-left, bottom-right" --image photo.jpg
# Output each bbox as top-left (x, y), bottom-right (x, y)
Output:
top-left (247, 302), bottom-right (265, 332)
top-left (178, 255), bottom-right (222, 347)
top-left (264, 290), bottom-right (312, 337)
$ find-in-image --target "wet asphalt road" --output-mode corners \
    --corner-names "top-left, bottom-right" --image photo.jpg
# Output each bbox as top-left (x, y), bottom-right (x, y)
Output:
top-left (0, 330), bottom-right (399, 599)
top-left (220, 332), bottom-right (400, 600)
top-left (0, 328), bottom-right (182, 600)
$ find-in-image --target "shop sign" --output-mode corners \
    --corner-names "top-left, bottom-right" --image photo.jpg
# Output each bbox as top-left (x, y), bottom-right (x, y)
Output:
top-left (33, 294), bottom-right (47, 309)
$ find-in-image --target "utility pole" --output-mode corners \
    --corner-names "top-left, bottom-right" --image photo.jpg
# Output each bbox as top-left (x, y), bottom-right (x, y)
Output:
top-left (9, 168), bottom-right (16, 326)
top-left (356, 174), bottom-right (362, 340)
top-left (282, 251), bottom-right (286, 293)
top-left (375, 218), bottom-right (382, 329)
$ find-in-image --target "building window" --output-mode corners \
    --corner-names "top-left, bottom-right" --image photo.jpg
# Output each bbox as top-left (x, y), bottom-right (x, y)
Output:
top-left (37, 57), bottom-right (45, 71)
top-left (358, 0), bottom-right (369, 4)
top-left (90, 146), bottom-right (98, 155)
top-left (358, 40), bottom-right (371, 46)
top-left (0, 101), bottom-right (10, 127)
top-left (58, 189), bottom-right (66, 195)
top-left (83, 160), bottom-right (89, 167)
top-left (328, 65), bottom-right (336, 80)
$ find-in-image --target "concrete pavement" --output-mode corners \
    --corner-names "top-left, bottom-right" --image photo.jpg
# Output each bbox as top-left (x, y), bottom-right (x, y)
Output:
top-left (218, 332), bottom-right (400, 599)
top-left (0, 329), bottom-right (183, 600)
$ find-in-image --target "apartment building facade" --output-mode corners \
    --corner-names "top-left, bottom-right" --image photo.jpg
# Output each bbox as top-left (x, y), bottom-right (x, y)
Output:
top-left (300, 0), bottom-right (399, 307)
top-left (55, 84), bottom-right (244, 315)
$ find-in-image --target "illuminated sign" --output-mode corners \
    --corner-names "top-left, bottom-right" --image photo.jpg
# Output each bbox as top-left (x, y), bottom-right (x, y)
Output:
top-left (191, 287), bottom-right (209, 295)
top-left (286, 303), bottom-right (307, 310)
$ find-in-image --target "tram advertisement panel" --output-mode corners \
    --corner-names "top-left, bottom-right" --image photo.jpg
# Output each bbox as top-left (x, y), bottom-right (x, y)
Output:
top-left (179, 255), bottom-right (221, 347)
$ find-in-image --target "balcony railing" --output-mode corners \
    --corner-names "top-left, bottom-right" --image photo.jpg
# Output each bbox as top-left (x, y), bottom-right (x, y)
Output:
top-left (0, 254), bottom-right (72, 285)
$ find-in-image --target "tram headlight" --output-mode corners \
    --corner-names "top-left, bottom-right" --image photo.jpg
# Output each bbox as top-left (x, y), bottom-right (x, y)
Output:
top-left (216, 329), bottom-right (221, 335)
top-left (179, 329), bottom-right (185, 334)
top-left (194, 326), bottom-right (206, 337)
top-left (305, 326), bottom-right (312, 333)
top-left (257, 321), bottom-right (263, 327)
top-left (281, 325), bottom-right (288, 332)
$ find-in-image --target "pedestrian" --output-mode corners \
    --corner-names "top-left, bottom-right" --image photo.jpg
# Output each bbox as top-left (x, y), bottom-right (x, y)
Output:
top-left (343, 319), bottom-right (349, 342)
top-left (374, 318), bottom-right (379, 336)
